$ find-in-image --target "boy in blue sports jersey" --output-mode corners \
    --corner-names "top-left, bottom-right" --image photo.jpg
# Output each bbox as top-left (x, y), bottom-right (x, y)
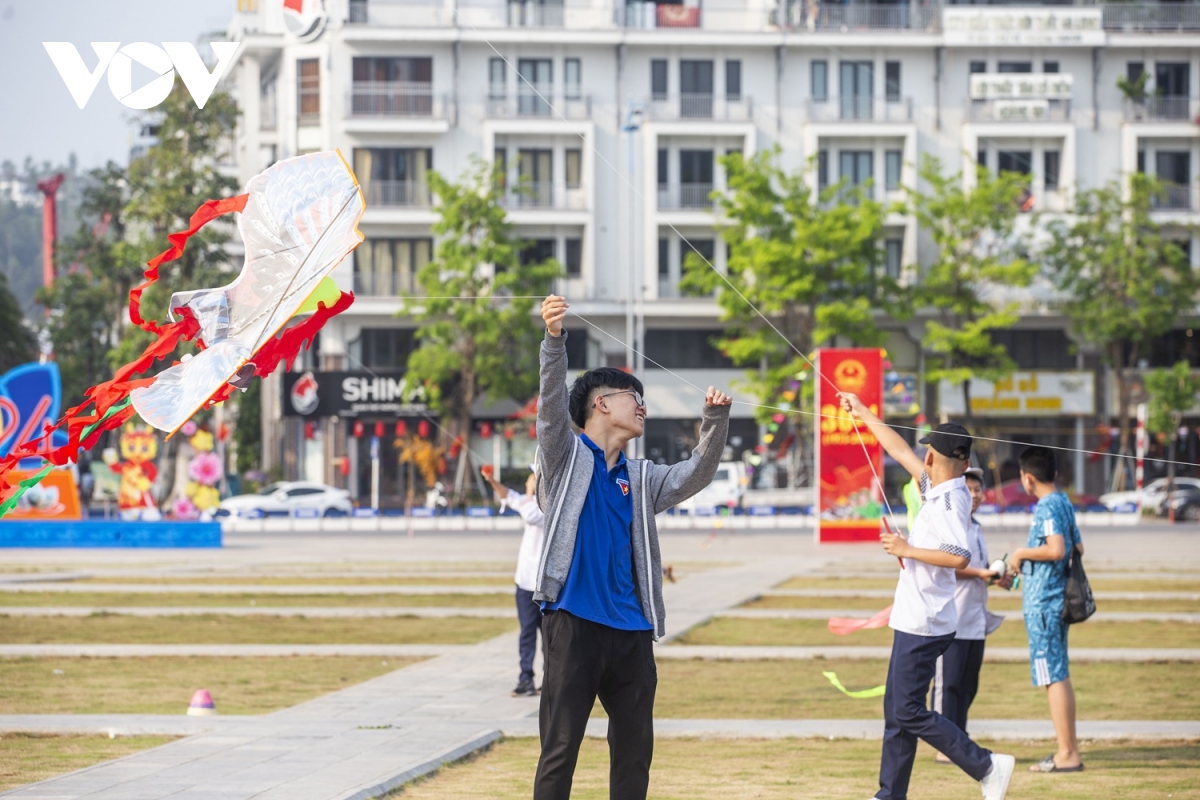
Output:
top-left (1007, 446), bottom-right (1085, 774)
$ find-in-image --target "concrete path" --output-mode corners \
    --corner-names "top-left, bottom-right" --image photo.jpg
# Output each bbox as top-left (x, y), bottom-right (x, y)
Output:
top-left (655, 645), bottom-right (1200, 662)
top-left (714, 608), bottom-right (1200, 623)
top-left (0, 606), bottom-right (516, 619)
top-left (763, 588), bottom-right (1200, 601)
top-left (0, 583), bottom-right (513, 595)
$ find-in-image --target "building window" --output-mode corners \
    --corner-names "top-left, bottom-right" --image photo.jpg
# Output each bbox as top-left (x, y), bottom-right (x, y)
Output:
top-left (1127, 61), bottom-right (1145, 86)
top-left (517, 148), bottom-right (553, 206)
top-left (565, 149), bottom-right (582, 189)
top-left (1137, 149), bottom-right (1145, 174)
top-left (885, 150), bottom-right (902, 191)
top-left (726, 59), bottom-right (742, 101)
top-left (817, 149), bottom-right (829, 190)
top-left (997, 61), bottom-right (1032, 74)
top-left (657, 148), bottom-right (668, 187)
top-left (517, 58), bottom-right (552, 115)
top-left (839, 150), bottom-right (873, 188)
top-left (679, 150), bottom-right (713, 206)
top-left (1156, 62), bottom-right (1190, 98)
top-left (352, 328), bottom-right (418, 369)
top-left (564, 237), bottom-right (582, 277)
top-left (355, 239), bottom-right (432, 297)
top-left (651, 59), bottom-right (668, 98)
top-left (688, 238), bottom-right (715, 268)
top-left (644, 330), bottom-right (734, 369)
top-left (297, 58), bottom-right (320, 125)
top-left (885, 239), bottom-right (903, 280)
top-left (811, 59), bottom-right (827, 102)
top-left (680, 60), bottom-right (714, 117)
top-left (494, 148), bottom-right (507, 188)
top-left (885, 61), bottom-right (901, 102)
top-left (520, 239), bottom-right (556, 267)
top-left (658, 237), bottom-right (669, 278)
top-left (489, 57), bottom-right (506, 99)
top-left (1043, 61), bottom-right (1059, 74)
top-left (1044, 150), bottom-right (1061, 191)
top-left (353, 56), bottom-right (432, 83)
top-left (353, 148), bottom-right (432, 206)
top-left (997, 150), bottom-right (1033, 177)
top-left (977, 148), bottom-right (988, 169)
top-left (969, 61), bottom-right (986, 74)
top-left (564, 57), bottom-right (581, 100)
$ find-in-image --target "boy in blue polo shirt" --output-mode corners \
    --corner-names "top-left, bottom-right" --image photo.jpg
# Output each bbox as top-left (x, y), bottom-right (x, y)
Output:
top-left (533, 296), bottom-right (732, 800)
top-left (840, 393), bottom-right (1014, 800)
top-left (1008, 446), bottom-right (1085, 774)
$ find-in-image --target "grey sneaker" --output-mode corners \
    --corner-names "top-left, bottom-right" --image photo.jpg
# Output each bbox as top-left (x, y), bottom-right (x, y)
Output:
top-left (511, 679), bottom-right (537, 697)
top-left (981, 753), bottom-right (1015, 800)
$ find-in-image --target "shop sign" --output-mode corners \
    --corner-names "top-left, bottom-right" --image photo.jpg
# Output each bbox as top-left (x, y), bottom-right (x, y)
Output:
top-left (815, 348), bottom-right (884, 544)
top-left (944, 8), bottom-right (1104, 46)
top-left (992, 99), bottom-right (1051, 121)
top-left (282, 370), bottom-right (429, 417)
top-left (970, 73), bottom-right (1073, 100)
top-left (938, 371), bottom-right (1095, 417)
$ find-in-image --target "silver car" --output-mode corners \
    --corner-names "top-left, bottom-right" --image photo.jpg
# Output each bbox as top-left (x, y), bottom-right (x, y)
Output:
top-left (217, 481), bottom-right (353, 518)
top-left (1099, 477), bottom-right (1200, 513)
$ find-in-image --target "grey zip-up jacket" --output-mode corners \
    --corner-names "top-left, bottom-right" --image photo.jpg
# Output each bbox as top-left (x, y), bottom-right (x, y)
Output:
top-left (533, 329), bottom-right (730, 640)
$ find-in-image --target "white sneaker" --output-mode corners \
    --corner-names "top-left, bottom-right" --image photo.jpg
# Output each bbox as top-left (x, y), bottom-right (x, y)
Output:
top-left (980, 753), bottom-right (1015, 800)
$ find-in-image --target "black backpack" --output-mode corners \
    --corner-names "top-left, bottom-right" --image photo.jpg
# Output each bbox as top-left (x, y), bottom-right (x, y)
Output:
top-left (1062, 529), bottom-right (1096, 625)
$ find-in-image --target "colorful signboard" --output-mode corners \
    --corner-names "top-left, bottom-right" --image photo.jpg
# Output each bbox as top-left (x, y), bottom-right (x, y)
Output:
top-left (0, 362), bottom-right (80, 520)
top-left (938, 371), bottom-right (1095, 417)
top-left (815, 348), bottom-right (884, 544)
top-left (282, 370), bottom-right (429, 418)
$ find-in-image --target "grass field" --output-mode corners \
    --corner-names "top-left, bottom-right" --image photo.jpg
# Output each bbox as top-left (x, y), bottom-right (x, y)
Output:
top-left (677, 618), bottom-right (1200, 650)
top-left (774, 576), bottom-right (1200, 594)
top-left (392, 737), bottom-right (1200, 799)
top-left (0, 656), bottom-right (417, 715)
top-left (0, 733), bottom-right (177, 793)
top-left (0, 591), bottom-right (514, 608)
top-left (742, 593), bottom-right (1200, 614)
top-left (646, 659), bottom-right (1200, 721)
top-left (0, 614), bottom-right (515, 645)
top-left (71, 576), bottom-right (512, 587)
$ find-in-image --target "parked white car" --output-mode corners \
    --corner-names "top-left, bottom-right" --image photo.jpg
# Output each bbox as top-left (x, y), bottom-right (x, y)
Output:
top-left (676, 462), bottom-right (747, 512)
top-left (1099, 477), bottom-right (1200, 513)
top-left (216, 481), bottom-right (353, 518)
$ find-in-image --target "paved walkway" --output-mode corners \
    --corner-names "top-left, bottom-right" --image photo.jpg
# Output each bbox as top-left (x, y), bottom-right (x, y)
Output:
top-left (764, 588), bottom-right (1200, 601)
top-left (714, 608), bottom-right (1200, 623)
top-left (0, 583), bottom-right (513, 595)
top-left (0, 606), bottom-right (516, 618)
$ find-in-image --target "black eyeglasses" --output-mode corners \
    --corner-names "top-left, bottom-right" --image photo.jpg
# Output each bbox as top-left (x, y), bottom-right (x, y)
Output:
top-left (596, 390), bottom-right (645, 408)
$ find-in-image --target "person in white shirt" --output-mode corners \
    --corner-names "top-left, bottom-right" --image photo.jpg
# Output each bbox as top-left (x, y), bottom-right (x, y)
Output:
top-left (483, 465), bottom-right (545, 697)
top-left (932, 467), bottom-right (1010, 763)
top-left (839, 393), bottom-right (1014, 800)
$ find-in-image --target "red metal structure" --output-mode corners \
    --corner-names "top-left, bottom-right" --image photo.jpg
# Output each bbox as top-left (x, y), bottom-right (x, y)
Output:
top-left (36, 173), bottom-right (65, 290)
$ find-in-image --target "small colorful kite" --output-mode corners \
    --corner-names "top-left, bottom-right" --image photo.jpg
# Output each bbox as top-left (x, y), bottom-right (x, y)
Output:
top-left (0, 150), bottom-right (365, 516)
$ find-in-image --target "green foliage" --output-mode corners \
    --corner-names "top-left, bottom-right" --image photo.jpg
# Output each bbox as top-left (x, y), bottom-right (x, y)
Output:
top-left (680, 148), bottom-right (895, 425)
top-left (234, 378), bottom-right (263, 475)
top-left (905, 155), bottom-right (1036, 394)
top-left (0, 273), bottom-right (32, 373)
top-left (402, 158), bottom-right (561, 436)
top-left (1117, 70), bottom-right (1150, 103)
top-left (1043, 174), bottom-right (1198, 451)
top-left (1145, 361), bottom-right (1200, 439)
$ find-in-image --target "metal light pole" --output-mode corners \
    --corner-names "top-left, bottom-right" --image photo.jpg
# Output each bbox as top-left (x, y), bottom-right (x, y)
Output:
top-left (622, 102), bottom-right (645, 458)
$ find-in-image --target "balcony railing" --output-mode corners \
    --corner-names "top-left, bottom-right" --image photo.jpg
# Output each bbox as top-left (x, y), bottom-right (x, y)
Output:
top-left (786, 1), bottom-right (939, 31)
top-left (345, 0), bottom-right (453, 27)
top-left (1103, 2), bottom-right (1200, 32)
top-left (966, 99), bottom-right (1072, 123)
top-left (500, 183), bottom-right (587, 210)
top-left (348, 82), bottom-right (443, 118)
top-left (362, 180), bottom-right (432, 208)
top-left (646, 93), bottom-right (753, 121)
top-left (508, 1), bottom-right (564, 26)
top-left (1152, 183), bottom-right (1193, 210)
top-left (658, 183), bottom-right (716, 210)
top-left (485, 91), bottom-right (592, 119)
top-left (807, 96), bottom-right (913, 123)
top-left (1125, 96), bottom-right (1200, 122)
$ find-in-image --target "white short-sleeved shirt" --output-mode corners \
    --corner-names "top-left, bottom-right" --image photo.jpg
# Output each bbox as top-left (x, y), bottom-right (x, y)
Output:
top-left (953, 517), bottom-right (990, 641)
top-left (507, 490), bottom-right (545, 592)
top-left (889, 473), bottom-right (973, 638)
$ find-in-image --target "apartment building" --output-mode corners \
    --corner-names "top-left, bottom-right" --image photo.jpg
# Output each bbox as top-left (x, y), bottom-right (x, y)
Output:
top-left (227, 0), bottom-right (1200, 502)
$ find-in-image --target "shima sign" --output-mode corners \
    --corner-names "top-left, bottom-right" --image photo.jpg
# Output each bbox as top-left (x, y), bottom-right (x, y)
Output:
top-left (815, 348), bottom-right (883, 544)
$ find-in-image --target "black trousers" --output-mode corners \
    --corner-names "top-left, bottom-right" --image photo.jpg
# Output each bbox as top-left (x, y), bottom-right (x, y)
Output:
top-left (877, 630), bottom-right (992, 800)
top-left (534, 610), bottom-right (657, 800)
top-left (932, 637), bottom-right (986, 735)
top-left (516, 587), bottom-right (541, 683)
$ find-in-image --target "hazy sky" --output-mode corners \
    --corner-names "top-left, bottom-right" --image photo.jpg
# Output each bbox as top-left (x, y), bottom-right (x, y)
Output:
top-left (0, 0), bottom-right (236, 170)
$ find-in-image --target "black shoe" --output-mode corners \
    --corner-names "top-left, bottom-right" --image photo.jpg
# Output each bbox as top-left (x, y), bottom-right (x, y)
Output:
top-left (512, 680), bottom-right (537, 697)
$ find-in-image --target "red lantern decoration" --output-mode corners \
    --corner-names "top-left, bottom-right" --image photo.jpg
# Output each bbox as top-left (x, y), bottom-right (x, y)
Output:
top-left (395, 420), bottom-right (407, 437)
top-left (503, 426), bottom-right (514, 441)
top-left (338, 457), bottom-right (350, 477)
top-left (528, 424), bottom-right (537, 439)
top-left (449, 434), bottom-right (464, 458)
top-left (374, 421), bottom-right (385, 438)
top-left (303, 421), bottom-right (315, 440)
top-left (417, 420), bottom-right (430, 438)
top-left (480, 422), bottom-right (492, 439)
top-left (352, 420), bottom-right (364, 438)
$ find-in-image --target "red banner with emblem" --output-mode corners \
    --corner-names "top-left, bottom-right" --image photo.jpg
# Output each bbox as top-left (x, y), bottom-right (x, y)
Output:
top-left (815, 348), bottom-right (883, 543)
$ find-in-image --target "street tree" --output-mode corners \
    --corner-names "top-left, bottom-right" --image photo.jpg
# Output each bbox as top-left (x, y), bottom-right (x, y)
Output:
top-left (1043, 174), bottom-right (1198, 467)
top-left (0, 273), bottom-right (32, 373)
top-left (905, 155), bottom-right (1036, 424)
top-left (1144, 360), bottom-right (1200, 517)
top-left (680, 148), bottom-right (896, 487)
top-left (402, 159), bottom-right (561, 502)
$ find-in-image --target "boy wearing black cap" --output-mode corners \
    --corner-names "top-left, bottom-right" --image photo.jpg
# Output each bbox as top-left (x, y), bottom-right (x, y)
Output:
top-left (839, 393), bottom-right (1014, 800)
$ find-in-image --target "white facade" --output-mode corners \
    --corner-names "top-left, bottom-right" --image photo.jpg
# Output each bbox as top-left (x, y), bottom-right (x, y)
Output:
top-left (226, 0), bottom-right (1199, 496)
